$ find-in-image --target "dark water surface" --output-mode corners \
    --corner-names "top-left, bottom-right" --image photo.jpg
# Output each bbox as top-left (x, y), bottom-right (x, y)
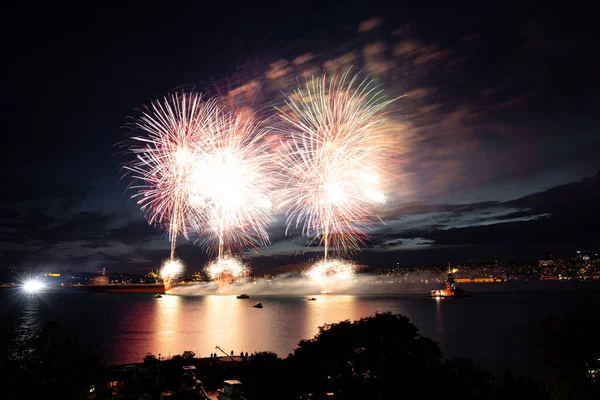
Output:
top-left (2, 283), bottom-right (599, 381)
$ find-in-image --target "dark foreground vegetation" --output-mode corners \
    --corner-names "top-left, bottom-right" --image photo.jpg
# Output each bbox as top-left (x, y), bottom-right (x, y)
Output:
top-left (2, 310), bottom-right (598, 399)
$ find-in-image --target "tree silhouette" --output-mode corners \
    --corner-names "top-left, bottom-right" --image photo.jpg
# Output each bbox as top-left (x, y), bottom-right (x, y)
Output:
top-left (497, 369), bottom-right (551, 400)
top-left (287, 312), bottom-right (446, 399)
top-left (529, 303), bottom-right (600, 399)
top-left (442, 357), bottom-right (495, 399)
top-left (143, 353), bottom-right (158, 367)
top-left (181, 350), bottom-right (196, 359)
top-left (240, 352), bottom-right (287, 400)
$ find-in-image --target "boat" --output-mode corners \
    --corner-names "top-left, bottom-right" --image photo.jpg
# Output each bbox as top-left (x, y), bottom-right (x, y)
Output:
top-left (431, 264), bottom-right (472, 298)
top-left (236, 293), bottom-right (250, 299)
top-left (307, 297), bottom-right (316, 301)
top-left (253, 302), bottom-right (263, 308)
top-left (154, 293), bottom-right (163, 298)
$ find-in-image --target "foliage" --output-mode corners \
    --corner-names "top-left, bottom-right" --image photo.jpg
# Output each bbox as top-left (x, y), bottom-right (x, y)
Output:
top-left (143, 352), bottom-right (158, 366)
top-left (236, 312), bottom-right (553, 400)
top-left (245, 351), bottom-right (286, 399)
top-left (250, 351), bottom-right (279, 365)
top-left (181, 350), bottom-right (196, 359)
top-left (529, 303), bottom-right (600, 399)
top-left (2, 320), bottom-right (106, 399)
top-left (287, 312), bottom-right (445, 399)
top-left (497, 369), bottom-right (552, 400)
top-left (442, 358), bottom-right (495, 399)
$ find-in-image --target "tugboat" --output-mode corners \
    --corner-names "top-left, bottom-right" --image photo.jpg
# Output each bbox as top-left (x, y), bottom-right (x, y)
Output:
top-left (253, 302), bottom-right (263, 308)
top-left (431, 264), bottom-right (471, 298)
top-left (236, 293), bottom-right (250, 299)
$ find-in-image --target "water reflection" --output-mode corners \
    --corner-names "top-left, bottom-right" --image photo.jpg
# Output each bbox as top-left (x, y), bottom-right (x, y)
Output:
top-left (202, 295), bottom-right (310, 358)
top-left (152, 294), bottom-right (184, 358)
top-left (10, 292), bottom-right (447, 365)
top-left (203, 295), bottom-right (244, 356)
top-left (110, 293), bottom-right (374, 362)
top-left (304, 295), bottom-right (359, 338)
top-left (3, 288), bottom-right (598, 379)
top-left (434, 297), bottom-right (444, 334)
top-left (12, 295), bottom-right (42, 357)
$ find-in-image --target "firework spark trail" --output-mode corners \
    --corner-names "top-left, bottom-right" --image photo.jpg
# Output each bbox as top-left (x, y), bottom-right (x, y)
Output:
top-left (160, 259), bottom-right (184, 291)
top-left (188, 108), bottom-right (277, 259)
top-left (276, 72), bottom-right (395, 260)
top-left (124, 91), bottom-right (278, 292)
top-left (124, 93), bottom-right (221, 261)
top-left (204, 256), bottom-right (249, 292)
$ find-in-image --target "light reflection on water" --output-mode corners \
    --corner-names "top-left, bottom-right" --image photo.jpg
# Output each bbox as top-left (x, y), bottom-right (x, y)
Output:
top-left (135, 293), bottom-right (442, 361)
top-left (142, 294), bottom-right (366, 359)
top-left (13, 296), bottom-right (42, 354)
top-left (434, 297), bottom-right (447, 337)
top-left (1, 286), bottom-right (599, 380)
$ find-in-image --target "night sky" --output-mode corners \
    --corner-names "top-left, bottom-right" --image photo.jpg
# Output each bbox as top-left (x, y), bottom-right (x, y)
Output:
top-left (2, 1), bottom-right (599, 275)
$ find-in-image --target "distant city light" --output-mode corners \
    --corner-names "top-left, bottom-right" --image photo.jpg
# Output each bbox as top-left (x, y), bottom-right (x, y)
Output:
top-left (23, 279), bottom-right (44, 293)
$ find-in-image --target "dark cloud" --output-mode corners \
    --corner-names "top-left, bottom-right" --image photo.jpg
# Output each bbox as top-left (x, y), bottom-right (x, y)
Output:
top-left (363, 172), bottom-right (600, 257)
top-left (0, 207), bottom-right (22, 220)
top-left (58, 212), bottom-right (115, 240)
top-left (2, 179), bottom-right (86, 211)
top-left (108, 219), bottom-right (159, 245)
top-left (2, 211), bottom-right (113, 245)
top-left (383, 240), bottom-right (403, 247)
top-left (256, 171), bottom-right (599, 265)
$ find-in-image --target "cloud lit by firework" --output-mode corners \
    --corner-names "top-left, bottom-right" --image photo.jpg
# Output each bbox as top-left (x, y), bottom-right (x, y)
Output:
top-left (275, 71), bottom-right (397, 259)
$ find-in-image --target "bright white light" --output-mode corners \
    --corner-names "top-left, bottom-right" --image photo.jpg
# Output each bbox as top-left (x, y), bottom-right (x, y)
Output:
top-left (160, 259), bottom-right (184, 291)
top-left (324, 182), bottom-right (344, 204)
top-left (189, 148), bottom-right (247, 210)
top-left (174, 147), bottom-right (193, 166)
top-left (23, 280), bottom-right (44, 293)
top-left (161, 259), bottom-right (184, 280)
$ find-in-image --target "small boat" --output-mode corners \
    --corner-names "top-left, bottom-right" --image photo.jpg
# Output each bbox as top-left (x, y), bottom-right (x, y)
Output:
top-left (253, 302), bottom-right (263, 308)
top-left (154, 293), bottom-right (162, 298)
top-left (236, 293), bottom-right (250, 299)
top-left (307, 297), bottom-right (316, 301)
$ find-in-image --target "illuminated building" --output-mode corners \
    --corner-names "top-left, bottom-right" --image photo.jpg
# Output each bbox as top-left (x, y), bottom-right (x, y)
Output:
top-left (431, 264), bottom-right (470, 297)
top-left (455, 277), bottom-right (503, 283)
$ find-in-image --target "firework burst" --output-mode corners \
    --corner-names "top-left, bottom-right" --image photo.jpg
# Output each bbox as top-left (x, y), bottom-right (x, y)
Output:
top-left (187, 108), bottom-right (277, 258)
top-left (124, 92), bottom-right (220, 261)
top-left (204, 255), bottom-right (249, 292)
top-left (276, 71), bottom-right (395, 259)
top-left (304, 258), bottom-right (356, 293)
top-left (160, 258), bottom-right (184, 291)
top-left (124, 93), bottom-right (276, 292)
